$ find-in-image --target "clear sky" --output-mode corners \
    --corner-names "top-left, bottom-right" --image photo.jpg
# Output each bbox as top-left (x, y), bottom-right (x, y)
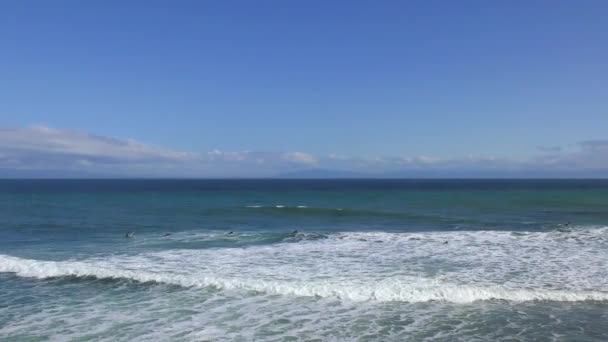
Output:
top-left (1, 1), bottom-right (607, 177)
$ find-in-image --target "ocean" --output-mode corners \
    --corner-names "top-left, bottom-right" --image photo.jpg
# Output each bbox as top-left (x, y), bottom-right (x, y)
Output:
top-left (1, 179), bottom-right (608, 341)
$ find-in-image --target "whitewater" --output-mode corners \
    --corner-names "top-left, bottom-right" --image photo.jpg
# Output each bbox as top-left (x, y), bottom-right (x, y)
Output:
top-left (3, 229), bottom-right (608, 304)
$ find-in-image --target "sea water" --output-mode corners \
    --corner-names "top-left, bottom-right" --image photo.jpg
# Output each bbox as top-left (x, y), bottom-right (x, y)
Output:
top-left (1, 179), bottom-right (608, 341)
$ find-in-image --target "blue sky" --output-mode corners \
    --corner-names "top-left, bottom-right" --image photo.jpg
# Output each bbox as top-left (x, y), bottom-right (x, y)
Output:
top-left (1, 1), bottom-right (607, 177)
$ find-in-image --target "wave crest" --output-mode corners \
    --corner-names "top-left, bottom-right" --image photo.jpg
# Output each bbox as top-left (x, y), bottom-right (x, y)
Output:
top-left (2, 254), bottom-right (607, 303)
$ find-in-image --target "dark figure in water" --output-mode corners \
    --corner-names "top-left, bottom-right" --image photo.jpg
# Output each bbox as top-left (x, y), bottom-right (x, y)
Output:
top-left (443, 241), bottom-right (448, 244)
top-left (557, 222), bottom-right (572, 231)
top-left (226, 231), bottom-right (235, 235)
top-left (125, 232), bottom-right (135, 238)
top-left (162, 233), bottom-right (171, 237)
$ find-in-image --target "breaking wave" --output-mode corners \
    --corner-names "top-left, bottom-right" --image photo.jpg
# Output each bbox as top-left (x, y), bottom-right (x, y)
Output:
top-left (2, 254), bottom-right (608, 303)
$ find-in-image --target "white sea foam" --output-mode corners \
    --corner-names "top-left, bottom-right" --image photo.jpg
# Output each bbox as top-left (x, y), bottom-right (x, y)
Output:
top-left (246, 204), bottom-right (309, 209)
top-left (2, 226), bottom-right (608, 303)
top-left (4, 227), bottom-right (608, 341)
top-left (1, 254), bottom-right (607, 303)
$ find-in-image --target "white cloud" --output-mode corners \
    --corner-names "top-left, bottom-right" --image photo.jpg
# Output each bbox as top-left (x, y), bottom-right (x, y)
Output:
top-left (529, 140), bottom-right (608, 170)
top-left (206, 150), bottom-right (250, 162)
top-left (281, 152), bottom-right (318, 165)
top-left (1, 125), bottom-right (607, 177)
top-left (0, 125), bottom-right (193, 164)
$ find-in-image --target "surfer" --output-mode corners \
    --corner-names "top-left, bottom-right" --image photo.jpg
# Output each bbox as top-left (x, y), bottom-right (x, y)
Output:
top-left (125, 231), bottom-right (135, 238)
top-left (557, 222), bottom-right (572, 231)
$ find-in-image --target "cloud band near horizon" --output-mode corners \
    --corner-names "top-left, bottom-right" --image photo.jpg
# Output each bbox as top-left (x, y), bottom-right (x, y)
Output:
top-left (0, 125), bottom-right (607, 178)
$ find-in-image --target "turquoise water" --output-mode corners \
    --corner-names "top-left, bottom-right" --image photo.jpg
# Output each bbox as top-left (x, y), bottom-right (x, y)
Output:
top-left (1, 179), bottom-right (608, 341)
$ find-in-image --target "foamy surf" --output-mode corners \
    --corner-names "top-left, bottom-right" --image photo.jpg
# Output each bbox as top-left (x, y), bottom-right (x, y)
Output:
top-left (2, 253), bottom-right (608, 303)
